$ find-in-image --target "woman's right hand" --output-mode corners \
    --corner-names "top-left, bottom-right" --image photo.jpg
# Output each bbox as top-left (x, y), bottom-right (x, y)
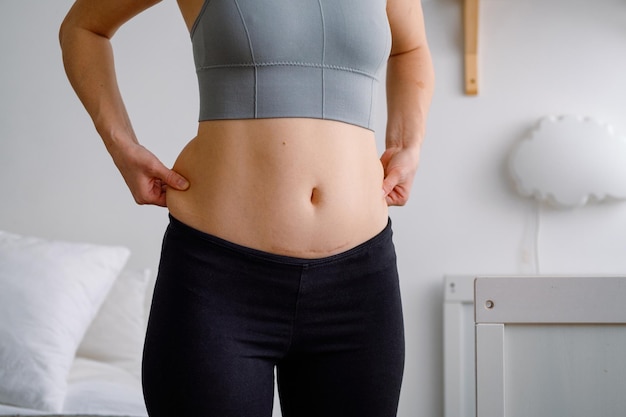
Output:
top-left (108, 142), bottom-right (189, 207)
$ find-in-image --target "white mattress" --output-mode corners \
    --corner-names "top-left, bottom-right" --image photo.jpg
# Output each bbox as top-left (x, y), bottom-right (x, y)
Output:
top-left (0, 358), bottom-right (147, 416)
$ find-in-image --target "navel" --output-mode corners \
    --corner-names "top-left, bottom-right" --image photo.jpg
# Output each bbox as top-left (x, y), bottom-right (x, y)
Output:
top-left (310, 187), bottom-right (321, 205)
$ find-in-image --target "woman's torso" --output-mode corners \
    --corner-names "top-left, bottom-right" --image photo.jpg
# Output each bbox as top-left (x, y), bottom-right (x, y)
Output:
top-left (168, 0), bottom-right (389, 258)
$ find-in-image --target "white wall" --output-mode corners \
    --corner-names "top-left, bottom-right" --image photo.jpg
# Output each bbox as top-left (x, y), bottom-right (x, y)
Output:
top-left (2, 1), bottom-right (626, 416)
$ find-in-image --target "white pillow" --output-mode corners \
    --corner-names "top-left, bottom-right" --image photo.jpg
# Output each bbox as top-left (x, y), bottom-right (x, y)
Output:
top-left (63, 357), bottom-right (148, 416)
top-left (77, 268), bottom-right (151, 379)
top-left (0, 230), bottom-right (130, 412)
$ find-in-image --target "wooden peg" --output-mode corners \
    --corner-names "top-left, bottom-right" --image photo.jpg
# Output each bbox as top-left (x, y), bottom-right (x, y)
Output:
top-left (464, 0), bottom-right (479, 95)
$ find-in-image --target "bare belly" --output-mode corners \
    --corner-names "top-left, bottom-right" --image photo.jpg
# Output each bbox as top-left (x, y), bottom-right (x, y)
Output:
top-left (166, 118), bottom-right (389, 258)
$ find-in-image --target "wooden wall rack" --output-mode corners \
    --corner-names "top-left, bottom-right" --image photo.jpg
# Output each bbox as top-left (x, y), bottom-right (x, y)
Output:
top-left (464, 0), bottom-right (479, 95)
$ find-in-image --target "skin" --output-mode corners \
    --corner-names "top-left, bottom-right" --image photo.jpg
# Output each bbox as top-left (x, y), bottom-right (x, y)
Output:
top-left (59, 0), bottom-right (434, 258)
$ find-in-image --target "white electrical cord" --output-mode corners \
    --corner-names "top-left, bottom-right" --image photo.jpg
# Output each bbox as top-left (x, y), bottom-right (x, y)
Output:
top-left (533, 200), bottom-right (542, 274)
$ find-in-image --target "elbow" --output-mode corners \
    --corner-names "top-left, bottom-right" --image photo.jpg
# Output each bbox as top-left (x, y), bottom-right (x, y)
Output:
top-left (58, 13), bottom-right (76, 51)
top-left (58, 19), bottom-right (68, 50)
top-left (58, 10), bottom-right (111, 52)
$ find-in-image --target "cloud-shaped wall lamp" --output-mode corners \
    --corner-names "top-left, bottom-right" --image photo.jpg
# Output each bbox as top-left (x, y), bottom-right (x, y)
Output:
top-left (509, 115), bottom-right (626, 208)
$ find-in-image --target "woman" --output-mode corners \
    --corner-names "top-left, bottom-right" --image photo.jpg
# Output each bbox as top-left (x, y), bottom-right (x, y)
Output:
top-left (60, 0), bottom-right (433, 416)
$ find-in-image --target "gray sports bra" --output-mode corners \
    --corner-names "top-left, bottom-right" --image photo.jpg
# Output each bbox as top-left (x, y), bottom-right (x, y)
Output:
top-left (190, 0), bottom-right (391, 130)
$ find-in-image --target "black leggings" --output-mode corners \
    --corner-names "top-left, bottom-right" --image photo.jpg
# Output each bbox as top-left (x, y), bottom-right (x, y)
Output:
top-left (142, 216), bottom-right (405, 417)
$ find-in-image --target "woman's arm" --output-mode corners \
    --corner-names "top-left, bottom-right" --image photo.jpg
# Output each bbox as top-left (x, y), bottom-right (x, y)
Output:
top-left (382, 0), bottom-right (434, 206)
top-left (59, 0), bottom-right (189, 207)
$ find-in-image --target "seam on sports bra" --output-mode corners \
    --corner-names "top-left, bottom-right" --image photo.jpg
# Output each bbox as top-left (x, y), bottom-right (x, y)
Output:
top-left (189, 0), bottom-right (212, 39)
top-left (367, 77), bottom-right (375, 129)
top-left (197, 62), bottom-right (380, 82)
top-left (317, 0), bottom-right (326, 119)
top-left (232, 0), bottom-right (258, 117)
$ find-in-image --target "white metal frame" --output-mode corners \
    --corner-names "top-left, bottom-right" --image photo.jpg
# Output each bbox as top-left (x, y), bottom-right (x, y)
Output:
top-left (474, 276), bottom-right (626, 417)
top-left (444, 275), bottom-right (476, 417)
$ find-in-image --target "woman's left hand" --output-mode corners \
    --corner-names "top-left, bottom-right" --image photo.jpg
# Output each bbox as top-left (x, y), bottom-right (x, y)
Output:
top-left (381, 145), bottom-right (420, 206)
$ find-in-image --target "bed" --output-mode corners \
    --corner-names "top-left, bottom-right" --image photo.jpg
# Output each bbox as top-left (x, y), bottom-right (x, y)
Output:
top-left (0, 230), bottom-right (151, 416)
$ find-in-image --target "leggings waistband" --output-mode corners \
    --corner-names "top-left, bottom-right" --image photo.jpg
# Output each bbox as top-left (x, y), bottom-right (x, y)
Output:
top-left (166, 214), bottom-right (393, 267)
